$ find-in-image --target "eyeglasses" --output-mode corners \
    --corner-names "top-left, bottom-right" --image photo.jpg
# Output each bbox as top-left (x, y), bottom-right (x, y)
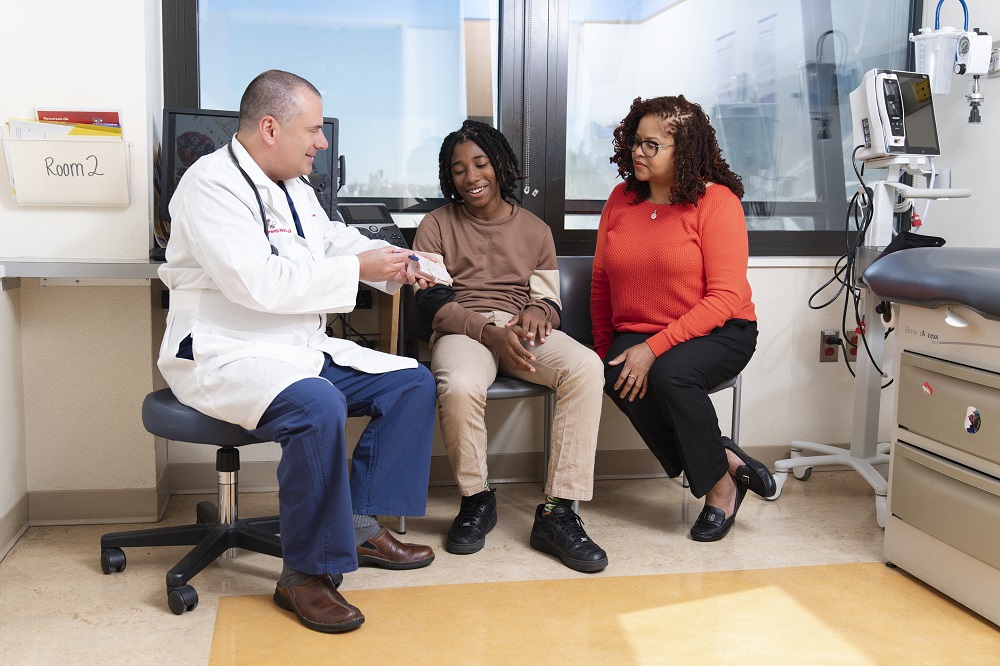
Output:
top-left (626, 136), bottom-right (674, 158)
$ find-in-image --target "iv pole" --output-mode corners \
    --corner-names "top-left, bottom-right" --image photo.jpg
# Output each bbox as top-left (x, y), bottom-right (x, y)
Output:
top-left (768, 157), bottom-right (970, 527)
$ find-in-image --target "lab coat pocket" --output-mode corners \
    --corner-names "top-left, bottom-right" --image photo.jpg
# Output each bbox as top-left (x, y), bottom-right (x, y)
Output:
top-left (161, 309), bottom-right (196, 361)
top-left (205, 325), bottom-right (299, 346)
top-left (204, 324), bottom-right (321, 376)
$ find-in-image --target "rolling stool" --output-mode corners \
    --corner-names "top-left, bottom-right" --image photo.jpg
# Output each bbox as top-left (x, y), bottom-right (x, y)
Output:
top-left (101, 388), bottom-right (374, 615)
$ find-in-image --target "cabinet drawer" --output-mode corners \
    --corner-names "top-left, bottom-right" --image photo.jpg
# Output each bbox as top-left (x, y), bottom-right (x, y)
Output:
top-left (892, 441), bottom-right (1000, 570)
top-left (898, 351), bottom-right (1000, 466)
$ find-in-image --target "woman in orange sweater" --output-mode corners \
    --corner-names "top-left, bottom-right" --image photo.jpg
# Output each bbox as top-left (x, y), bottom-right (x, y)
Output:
top-left (592, 95), bottom-right (775, 542)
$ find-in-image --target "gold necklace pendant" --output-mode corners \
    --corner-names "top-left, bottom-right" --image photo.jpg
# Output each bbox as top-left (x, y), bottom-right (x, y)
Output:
top-left (650, 207), bottom-right (659, 220)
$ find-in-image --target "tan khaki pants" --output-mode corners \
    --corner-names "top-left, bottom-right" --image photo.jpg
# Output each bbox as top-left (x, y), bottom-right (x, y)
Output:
top-left (430, 311), bottom-right (604, 500)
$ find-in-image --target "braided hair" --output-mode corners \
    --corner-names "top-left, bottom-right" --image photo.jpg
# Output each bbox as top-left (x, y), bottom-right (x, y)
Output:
top-left (610, 95), bottom-right (744, 205)
top-left (438, 120), bottom-right (524, 205)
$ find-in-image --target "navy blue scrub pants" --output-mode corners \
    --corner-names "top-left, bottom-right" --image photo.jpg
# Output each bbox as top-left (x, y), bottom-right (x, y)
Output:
top-left (248, 356), bottom-right (436, 576)
top-left (603, 320), bottom-right (757, 498)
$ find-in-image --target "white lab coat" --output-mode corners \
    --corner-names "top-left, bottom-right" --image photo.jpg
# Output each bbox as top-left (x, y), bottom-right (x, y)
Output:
top-left (157, 137), bottom-right (416, 430)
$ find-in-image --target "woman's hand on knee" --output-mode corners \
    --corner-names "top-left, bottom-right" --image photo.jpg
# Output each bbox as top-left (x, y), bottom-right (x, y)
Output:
top-left (608, 342), bottom-right (655, 401)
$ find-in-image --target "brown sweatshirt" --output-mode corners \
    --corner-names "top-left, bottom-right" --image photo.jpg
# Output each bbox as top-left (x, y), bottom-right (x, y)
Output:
top-left (413, 203), bottom-right (561, 343)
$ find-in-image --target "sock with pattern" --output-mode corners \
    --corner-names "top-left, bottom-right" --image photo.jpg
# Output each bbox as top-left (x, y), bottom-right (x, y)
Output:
top-left (354, 513), bottom-right (380, 547)
top-left (278, 563), bottom-right (317, 588)
top-left (543, 496), bottom-right (572, 515)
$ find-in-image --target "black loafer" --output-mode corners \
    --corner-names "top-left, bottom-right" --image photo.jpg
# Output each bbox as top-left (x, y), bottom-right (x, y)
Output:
top-left (690, 479), bottom-right (747, 542)
top-left (722, 437), bottom-right (777, 499)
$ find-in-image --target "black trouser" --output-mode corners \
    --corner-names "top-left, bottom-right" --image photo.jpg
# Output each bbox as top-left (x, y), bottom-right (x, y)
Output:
top-left (603, 320), bottom-right (758, 498)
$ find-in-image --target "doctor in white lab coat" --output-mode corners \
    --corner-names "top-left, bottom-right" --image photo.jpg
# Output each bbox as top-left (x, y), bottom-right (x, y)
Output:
top-left (158, 69), bottom-right (436, 634)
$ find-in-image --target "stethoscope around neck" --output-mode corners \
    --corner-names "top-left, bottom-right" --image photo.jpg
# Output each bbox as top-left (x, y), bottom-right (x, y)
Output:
top-left (227, 142), bottom-right (327, 255)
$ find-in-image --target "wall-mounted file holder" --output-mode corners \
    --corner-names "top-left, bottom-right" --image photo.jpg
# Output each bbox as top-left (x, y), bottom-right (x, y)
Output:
top-left (2, 137), bottom-right (132, 206)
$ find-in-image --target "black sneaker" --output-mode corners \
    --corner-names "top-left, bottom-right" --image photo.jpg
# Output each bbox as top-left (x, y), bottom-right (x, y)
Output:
top-left (446, 488), bottom-right (497, 554)
top-left (529, 503), bottom-right (608, 572)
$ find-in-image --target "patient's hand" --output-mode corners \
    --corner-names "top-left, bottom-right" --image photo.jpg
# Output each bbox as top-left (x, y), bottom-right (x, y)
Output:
top-left (505, 306), bottom-right (551, 346)
top-left (482, 325), bottom-right (536, 372)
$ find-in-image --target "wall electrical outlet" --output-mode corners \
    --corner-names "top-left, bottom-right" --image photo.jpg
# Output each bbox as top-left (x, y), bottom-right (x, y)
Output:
top-left (847, 331), bottom-right (859, 363)
top-left (820, 329), bottom-right (840, 363)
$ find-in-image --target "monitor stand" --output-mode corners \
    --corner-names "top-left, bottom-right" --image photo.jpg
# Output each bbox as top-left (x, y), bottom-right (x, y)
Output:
top-left (766, 160), bottom-right (971, 528)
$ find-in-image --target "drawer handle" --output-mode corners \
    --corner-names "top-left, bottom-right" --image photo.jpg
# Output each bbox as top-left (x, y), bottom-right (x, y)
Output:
top-left (945, 307), bottom-right (969, 328)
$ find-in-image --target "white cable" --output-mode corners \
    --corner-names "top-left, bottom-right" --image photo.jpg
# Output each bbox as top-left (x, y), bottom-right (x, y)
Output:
top-left (920, 157), bottom-right (937, 229)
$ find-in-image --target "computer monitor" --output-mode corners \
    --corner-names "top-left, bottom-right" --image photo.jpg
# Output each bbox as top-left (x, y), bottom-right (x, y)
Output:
top-left (159, 107), bottom-right (340, 224)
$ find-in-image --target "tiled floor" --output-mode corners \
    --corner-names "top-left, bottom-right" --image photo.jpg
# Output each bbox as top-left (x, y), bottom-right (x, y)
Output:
top-left (1, 472), bottom-right (903, 664)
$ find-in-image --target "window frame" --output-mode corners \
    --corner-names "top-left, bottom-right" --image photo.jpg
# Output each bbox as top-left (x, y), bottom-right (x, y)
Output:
top-left (162, 0), bottom-right (923, 256)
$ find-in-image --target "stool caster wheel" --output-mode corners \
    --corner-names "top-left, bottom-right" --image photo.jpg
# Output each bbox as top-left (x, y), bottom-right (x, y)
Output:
top-left (767, 470), bottom-right (786, 501)
top-left (196, 501), bottom-right (218, 524)
top-left (100, 547), bottom-right (126, 574)
top-left (167, 585), bottom-right (199, 615)
top-left (788, 448), bottom-right (812, 481)
top-left (875, 495), bottom-right (887, 529)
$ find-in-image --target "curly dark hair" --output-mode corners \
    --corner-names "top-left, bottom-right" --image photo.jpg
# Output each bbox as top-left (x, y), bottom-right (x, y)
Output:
top-left (610, 95), bottom-right (744, 205)
top-left (438, 120), bottom-right (524, 205)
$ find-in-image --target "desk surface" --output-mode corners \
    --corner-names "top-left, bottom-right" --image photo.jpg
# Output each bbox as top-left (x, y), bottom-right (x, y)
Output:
top-left (0, 257), bottom-right (399, 352)
top-left (0, 258), bottom-right (162, 279)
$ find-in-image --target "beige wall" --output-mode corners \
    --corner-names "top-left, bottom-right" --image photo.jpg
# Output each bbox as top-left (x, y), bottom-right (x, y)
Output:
top-left (0, 0), bottom-right (160, 259)
top-left (0, 0), bottom-right (163, 539)
top-left (0, 288), bottom-right (27, 553)
top-left (20, 282), bottom-right (156, 491)
top-left (0, 291), bottom-right (25, 504)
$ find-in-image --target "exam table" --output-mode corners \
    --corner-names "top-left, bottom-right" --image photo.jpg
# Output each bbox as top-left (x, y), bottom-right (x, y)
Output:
top-left (864, 247), bottom-right (1000, 626)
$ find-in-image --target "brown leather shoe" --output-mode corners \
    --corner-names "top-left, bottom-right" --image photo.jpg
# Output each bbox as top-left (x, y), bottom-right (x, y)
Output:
top-left (357, 528), bottom-right (435, 570)
top-left (273, 574), bottom-right (365, 633)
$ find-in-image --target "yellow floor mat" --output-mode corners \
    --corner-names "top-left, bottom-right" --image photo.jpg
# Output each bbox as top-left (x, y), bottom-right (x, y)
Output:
top-left (210, 562), bottom-right (999, 665)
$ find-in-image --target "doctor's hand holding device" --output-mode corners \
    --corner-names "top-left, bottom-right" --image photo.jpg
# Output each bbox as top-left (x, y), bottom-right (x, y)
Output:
top-left (407, 253), bottom-right (452, 286)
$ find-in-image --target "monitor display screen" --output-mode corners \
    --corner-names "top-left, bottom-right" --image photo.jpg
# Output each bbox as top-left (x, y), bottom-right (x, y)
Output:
top-left (340, 204), bottom-right (389, 222)
top-left (160, 107), bottom-right (339, 223)
top-left (895, 71), bottom-right (939, 156)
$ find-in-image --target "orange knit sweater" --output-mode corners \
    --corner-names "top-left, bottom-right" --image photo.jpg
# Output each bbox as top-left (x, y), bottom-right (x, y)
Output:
top-left (591, 182), bottom-right (756, 359)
